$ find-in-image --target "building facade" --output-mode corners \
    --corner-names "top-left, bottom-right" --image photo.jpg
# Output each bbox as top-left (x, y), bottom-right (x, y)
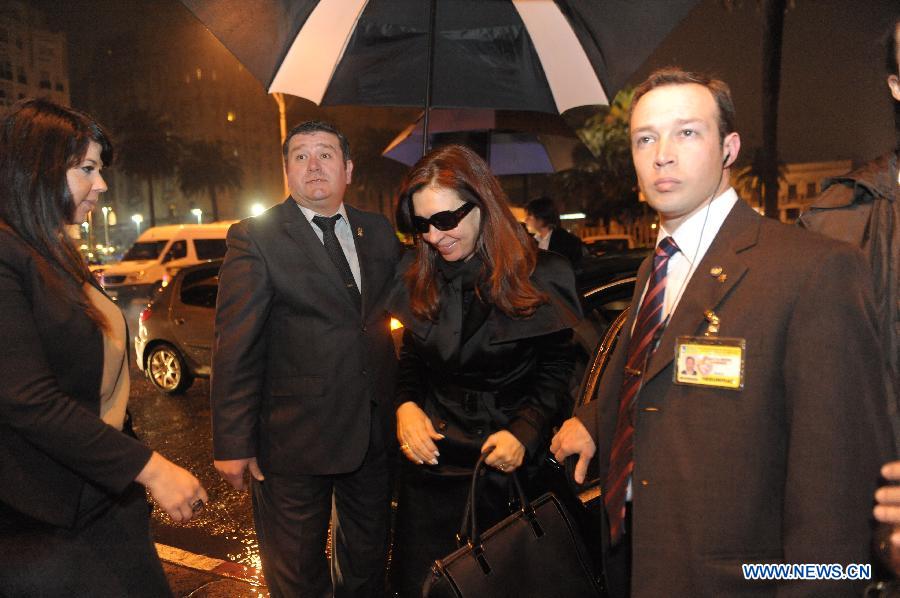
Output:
top-left (0, 0), bottom-right (69, 111)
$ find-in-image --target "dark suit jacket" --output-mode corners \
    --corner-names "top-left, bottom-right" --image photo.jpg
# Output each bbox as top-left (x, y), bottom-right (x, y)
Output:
top-left (211, 200), bottom-right (400, 476)
top-left (577, 200), bottom-right (892, 597)
top-left (547, 227), bottom-right (585, 268)
top-left (0, 225), bottom-right (151, 528)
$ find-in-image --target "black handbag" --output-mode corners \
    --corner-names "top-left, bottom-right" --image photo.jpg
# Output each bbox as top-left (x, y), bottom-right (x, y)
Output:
top-left (423, 454), bottom-right (603, 598)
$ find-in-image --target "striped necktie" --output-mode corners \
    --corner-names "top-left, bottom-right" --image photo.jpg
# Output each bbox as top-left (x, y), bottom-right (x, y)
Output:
top-left (604, 236), bottom-right (679, 545)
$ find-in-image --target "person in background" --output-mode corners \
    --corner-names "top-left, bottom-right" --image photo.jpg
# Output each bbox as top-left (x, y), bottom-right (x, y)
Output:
top-left (0, 98), bottom-right (206, 597)
top-left (389, 145), bottom-right (582, 596)
top-left (799, 16), bottom-right (899, 452)
top-left (524, 195), bottom-right (586, 269)
top-left (551, 68), bottom-right (890, 597)
top-left (211, 121), bottom-right (400, 597)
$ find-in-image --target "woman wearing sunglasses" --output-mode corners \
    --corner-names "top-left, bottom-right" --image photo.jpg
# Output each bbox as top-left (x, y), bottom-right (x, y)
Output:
top-left (389, 144), bottom-right (582, 596)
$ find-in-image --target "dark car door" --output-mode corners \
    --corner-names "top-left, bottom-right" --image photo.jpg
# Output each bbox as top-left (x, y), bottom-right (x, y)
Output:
top-left (169, 264), bottom-right (220, 371)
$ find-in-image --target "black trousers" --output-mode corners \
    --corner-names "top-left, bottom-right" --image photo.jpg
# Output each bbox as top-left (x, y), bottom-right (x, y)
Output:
top-left (252, 417), bottom-right (392, 598)
top-left (602, 502), bottom-right (632, 598)
top-left (0, 482), bottom-right (170, 598)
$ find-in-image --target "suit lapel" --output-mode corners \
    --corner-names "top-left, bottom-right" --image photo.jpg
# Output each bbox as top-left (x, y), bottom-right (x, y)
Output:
top-left (643, 201), bottom-right (760, 383)
top-left (279, 199), bottom-right (358, 311)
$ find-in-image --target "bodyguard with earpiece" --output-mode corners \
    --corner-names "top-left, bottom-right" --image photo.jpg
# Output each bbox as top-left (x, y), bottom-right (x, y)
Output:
top-left (551, 67), bottom-right (891, 598)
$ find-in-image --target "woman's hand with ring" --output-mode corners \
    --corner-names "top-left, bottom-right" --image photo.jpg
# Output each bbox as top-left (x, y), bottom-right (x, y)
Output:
top-left (481, 430), bottom-right (525, 472)
top-left (396, 401), bottom-right (444, 466)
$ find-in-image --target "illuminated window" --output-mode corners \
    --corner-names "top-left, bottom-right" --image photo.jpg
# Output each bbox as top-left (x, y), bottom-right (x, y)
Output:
top-left (195, 68), bottom-right (202, 80)
top-left (226, 111), bottom-right (235, 122)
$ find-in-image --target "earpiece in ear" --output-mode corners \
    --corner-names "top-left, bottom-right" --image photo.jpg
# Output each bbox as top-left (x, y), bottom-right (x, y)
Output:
top-left (722, 152), bottom-right (730, 166)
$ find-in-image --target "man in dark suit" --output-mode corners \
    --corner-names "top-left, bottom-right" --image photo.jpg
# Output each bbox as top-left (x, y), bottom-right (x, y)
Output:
top-left (524, 196), bottom-right (585, 268)
top-left (211, 121), bottom-right (400, 597)
top-left (551, 68), bottom-right (891, 596)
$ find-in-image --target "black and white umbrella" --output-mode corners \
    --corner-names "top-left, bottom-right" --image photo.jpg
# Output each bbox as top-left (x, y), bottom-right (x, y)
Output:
top-left (182, 0), bottom-right (698, 121)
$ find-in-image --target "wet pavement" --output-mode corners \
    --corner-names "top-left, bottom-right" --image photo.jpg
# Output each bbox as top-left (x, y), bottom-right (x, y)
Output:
top-left (127, 360), bottom-right (263, 573)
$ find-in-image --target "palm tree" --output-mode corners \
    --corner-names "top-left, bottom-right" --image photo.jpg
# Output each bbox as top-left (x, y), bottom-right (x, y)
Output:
top-left (760, 0), bottom-right (788, 220)
top-left (721, 0), bottom-right (792, 219)
top-left (177, 140), bottom-right (243, 222)
top-left (735, 147), bottom-right (788, 208)
top-left (115, 110), bottom-right (181, 227)
top-left (555, 88), bottom-right (642, 228)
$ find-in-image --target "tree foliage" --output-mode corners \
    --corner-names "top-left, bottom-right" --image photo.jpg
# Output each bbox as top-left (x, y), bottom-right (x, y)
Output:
top-left (114, 110), bottom-right (181, 227)
top-left (552, 88), bottom-right (645, 227)
top-left (178, 140), bottom-right (243, 221)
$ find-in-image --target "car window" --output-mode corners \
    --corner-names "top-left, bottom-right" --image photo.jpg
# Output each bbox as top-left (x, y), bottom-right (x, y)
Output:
top-left (179, 265), bottom-right (221, 308)
top-left (122, 240), bottom-right (169, 261)
top-left (194, 238), bottom-right (228, 260)
top-left (161, 240), bottom-right (187, 263)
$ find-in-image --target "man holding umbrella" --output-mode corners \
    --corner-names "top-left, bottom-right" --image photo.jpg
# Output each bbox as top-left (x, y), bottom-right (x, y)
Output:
top-left (211, 121), bottom-right (400, 597)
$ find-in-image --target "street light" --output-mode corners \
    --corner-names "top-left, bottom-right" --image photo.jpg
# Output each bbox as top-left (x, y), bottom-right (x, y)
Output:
top-left (250, 203), bottom-right (265, 217)
top-left (101, 206), bottom-right (111, 249)
top-left (190, 208), bottom-right (202, 224)
top-left (132, 213), bottom-right (143, 234)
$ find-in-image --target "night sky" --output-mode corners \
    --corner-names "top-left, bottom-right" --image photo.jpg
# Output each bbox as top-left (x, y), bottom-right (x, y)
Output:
top-left (27, 0), bottom-right (900, 166)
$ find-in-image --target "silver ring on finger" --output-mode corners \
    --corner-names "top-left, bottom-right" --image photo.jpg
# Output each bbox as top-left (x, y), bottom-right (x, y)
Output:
top-left (191, 499), bottom-right (205, 513)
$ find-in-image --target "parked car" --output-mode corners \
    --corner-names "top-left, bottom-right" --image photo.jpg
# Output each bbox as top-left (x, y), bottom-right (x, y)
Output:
top-left (101, 222), bottom-right (235, 308)
top-left (135, 260), bottom-right (221, 394)
top-left (134, 250), bottom-right (650, 396)
top-left (582, 233), bottom-right (637, 256)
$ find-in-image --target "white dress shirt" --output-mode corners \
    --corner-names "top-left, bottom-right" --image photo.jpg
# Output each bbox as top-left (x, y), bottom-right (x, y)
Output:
top-left (652, 187), bottom-right (739, 320)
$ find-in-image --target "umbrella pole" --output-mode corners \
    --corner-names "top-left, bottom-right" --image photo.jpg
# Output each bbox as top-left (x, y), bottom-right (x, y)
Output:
top-left (422, 0), bottom-right (437, 157)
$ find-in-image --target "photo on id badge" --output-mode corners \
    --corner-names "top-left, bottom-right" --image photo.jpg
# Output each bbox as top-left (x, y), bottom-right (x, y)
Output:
top-left (674, 336), bottom-right (746, 390)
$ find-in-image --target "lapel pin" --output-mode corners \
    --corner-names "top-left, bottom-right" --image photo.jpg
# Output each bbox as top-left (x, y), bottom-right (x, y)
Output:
top-left (710, 266), bottom-right (723, 277)
top-left (704, 309), bottom-right (720, 337)
top-left (717, 273), bottom-right (727, 283)
top-left (356, 227), bottom-right (364, 238)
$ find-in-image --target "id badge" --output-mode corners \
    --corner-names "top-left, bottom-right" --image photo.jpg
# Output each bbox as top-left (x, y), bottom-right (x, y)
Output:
top-left (674, 336), bottom-right (745, 390)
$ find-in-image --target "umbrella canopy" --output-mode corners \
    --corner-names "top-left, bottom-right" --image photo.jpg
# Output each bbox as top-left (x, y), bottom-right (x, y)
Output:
top-left (181, 0), bottom-right (699, 114)
top-left (383, 109), bottom-right (584, 175)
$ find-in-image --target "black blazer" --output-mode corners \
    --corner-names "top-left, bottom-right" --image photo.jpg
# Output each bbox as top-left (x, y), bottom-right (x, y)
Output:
top-left (547, 227), bottom-right (585, 268)
top-left (211, 199), bottom-right (400, 476)
top-left (0, 225), bottom-right (151, 528)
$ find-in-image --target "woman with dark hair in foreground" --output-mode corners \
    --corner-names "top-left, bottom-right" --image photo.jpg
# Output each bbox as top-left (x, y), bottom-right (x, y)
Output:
top-left (0, 99), bottom-right (206, 596)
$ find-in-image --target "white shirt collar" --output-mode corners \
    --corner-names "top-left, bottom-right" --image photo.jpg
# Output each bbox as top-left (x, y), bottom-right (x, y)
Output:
top-left (295, 202), bottom-right (349, 225)
top-left (655, 187), bottom-right (739, 318)
top-left (657, 187), bottom-right (738, 262)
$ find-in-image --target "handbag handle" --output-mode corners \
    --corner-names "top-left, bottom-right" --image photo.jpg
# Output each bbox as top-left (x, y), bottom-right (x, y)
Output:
top-left (456, 453), bottom-right (535, 548)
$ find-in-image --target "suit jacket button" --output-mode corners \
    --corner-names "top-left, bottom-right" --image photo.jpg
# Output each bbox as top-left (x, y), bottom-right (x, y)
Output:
top-left (475, 428), bottom-right (484, 437)
top-left (437, 421), bottom-right (447, 431)
top-left (640, 480), bottom-right (650, 486)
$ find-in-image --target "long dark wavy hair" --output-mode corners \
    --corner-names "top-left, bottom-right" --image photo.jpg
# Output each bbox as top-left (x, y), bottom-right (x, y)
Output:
top-left (396, 144), bottom-right (547, 321)
top-left (0, 99), bottom-right (114, 330)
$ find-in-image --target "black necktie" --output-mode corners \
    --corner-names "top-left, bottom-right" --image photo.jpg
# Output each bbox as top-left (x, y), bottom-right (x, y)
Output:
top-left (312, 214), bottom-right (361, 312)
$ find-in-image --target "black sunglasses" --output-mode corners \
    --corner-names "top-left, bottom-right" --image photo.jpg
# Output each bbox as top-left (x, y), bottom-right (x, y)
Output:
top-left (411, 202), bottom-right (476, 233)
